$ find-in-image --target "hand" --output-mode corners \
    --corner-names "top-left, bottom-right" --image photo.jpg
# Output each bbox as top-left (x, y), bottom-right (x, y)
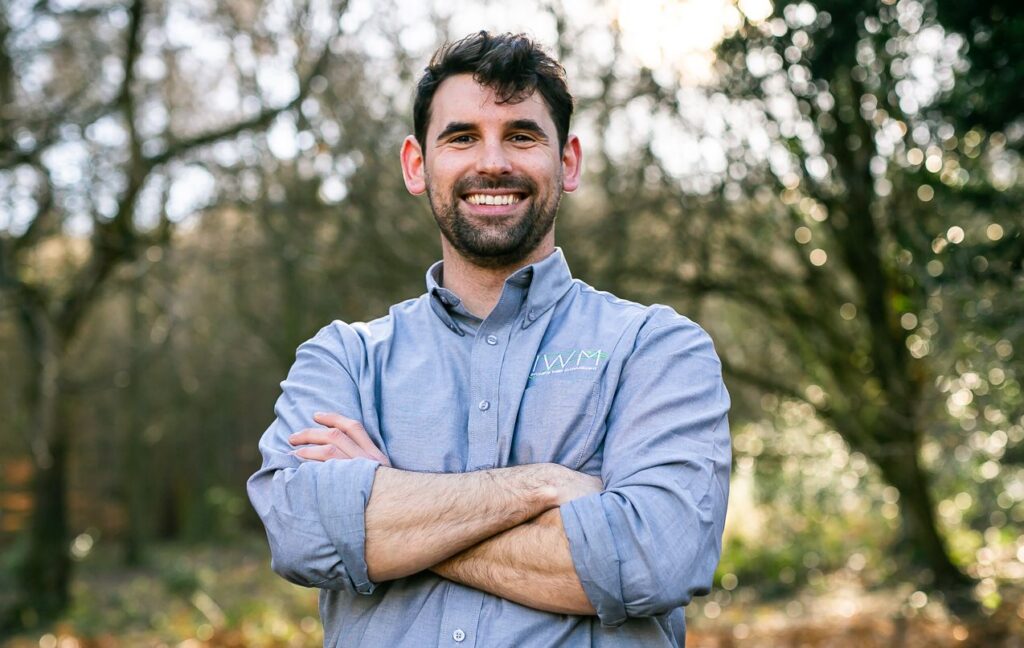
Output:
top-left (544, 464), bottom-right (603, 506)
top-left (289, 412), bottom-right (391, 466)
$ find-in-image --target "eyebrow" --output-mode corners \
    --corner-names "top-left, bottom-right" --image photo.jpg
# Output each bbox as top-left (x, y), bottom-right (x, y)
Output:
top-left (434, 119), bottom-right (551, 142)
top-left (436, 121), bottom-right (474, 142)
top-left (508, 119), bottom-right (549, 140)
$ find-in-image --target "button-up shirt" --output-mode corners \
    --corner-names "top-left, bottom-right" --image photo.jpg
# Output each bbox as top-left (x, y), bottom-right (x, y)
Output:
top-left (247, 248), bottom-right (731, 647)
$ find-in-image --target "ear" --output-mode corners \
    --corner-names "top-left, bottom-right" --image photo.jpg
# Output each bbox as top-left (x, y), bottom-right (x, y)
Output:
top-left (401, 135), bottom-right (427, 195)
top-left (560, 133), bottom-right (582, 193)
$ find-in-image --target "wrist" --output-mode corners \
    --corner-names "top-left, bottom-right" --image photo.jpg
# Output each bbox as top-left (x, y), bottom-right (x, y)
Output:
top-left (528, 463), bottom-right (571, 509)
top-left (488, 463), bottom-right (564, 513)
top-left (530, 463), bottom-right (603, 507)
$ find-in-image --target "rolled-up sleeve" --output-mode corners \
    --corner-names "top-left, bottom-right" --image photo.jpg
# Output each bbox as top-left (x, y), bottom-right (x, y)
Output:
top-left (247, 324), bottom-right (380, 594)
top-left (560, 310), bottom-right (731, 625)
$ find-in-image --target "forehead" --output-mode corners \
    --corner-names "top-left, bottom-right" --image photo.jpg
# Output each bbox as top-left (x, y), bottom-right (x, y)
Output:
top-left (427, 74), bottom-right (555, 137)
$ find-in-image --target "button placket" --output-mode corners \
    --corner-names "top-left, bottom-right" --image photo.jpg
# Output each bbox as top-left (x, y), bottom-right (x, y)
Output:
top-left (467, 283), bottom-right (521, 473)
top-left (468, 325), bottom-right (501, 470)
top-left (435, 587), bottom-right (483, 648)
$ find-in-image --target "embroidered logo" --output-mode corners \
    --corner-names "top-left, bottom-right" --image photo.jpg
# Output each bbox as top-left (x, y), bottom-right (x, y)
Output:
top-left (529, 349), bottom-right (608, 380)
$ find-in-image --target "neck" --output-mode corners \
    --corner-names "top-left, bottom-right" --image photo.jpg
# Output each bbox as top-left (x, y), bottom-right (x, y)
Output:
top-left (440, 239), bottom-right (554, 318)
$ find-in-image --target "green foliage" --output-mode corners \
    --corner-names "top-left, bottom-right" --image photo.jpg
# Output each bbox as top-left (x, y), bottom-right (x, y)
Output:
top-left (201, 486), bottom-right (249, 541)
top-left (37, 540), bottom-right (322, 647)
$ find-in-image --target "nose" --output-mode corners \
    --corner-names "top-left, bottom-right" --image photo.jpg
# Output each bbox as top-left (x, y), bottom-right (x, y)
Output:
top-left (474, 139), bottom-right (512, 176)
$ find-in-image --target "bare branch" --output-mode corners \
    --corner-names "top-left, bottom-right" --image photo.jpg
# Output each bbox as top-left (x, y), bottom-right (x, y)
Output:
top-left (52, 1), bottom-right (346, 339)
top-left (120, 0), bottom-right (145, 168)
top-left (144, 7), bottom-right (341, 169)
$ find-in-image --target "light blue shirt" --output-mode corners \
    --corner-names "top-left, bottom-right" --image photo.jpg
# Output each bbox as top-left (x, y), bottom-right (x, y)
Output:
top-left (247, 248), bottom-right (731, 647)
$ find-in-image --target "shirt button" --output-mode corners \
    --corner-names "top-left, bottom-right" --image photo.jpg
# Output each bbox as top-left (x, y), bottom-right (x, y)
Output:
top-left (478, 400), bottom-right (490, 411)
top-left (527, 309), bottom-right (538, 321)
top-left (453, 628), bottom-right (465, 642)
top-left (486, 334), bottom-right (498, 345)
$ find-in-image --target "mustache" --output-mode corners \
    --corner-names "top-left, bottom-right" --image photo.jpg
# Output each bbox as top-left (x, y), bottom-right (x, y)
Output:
top-left (454, 176), bottom-right (535, 195)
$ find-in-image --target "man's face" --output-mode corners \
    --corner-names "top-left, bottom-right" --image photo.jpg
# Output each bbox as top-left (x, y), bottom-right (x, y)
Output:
top-left (401, 74), bottom-right (581, 268)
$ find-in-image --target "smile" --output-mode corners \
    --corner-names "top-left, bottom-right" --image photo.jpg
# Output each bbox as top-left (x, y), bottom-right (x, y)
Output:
top-left (464, 193), bottom-right (523, 206)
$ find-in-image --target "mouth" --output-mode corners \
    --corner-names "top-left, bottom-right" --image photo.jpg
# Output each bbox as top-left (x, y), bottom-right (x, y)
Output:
top-left (464, 192), bottom-right (523, 206)
top-left (460, 190), bottom-right (529, 213)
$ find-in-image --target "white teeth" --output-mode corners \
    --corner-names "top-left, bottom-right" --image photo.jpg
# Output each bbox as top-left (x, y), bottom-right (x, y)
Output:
top-left (466, 194), bottom-right (520, 205)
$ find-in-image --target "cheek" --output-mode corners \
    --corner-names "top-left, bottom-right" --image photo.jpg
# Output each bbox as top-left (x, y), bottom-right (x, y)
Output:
top-left (426, 162), bottom-right (462, 193)
top-left (523, 154), bottom-right (561, 181)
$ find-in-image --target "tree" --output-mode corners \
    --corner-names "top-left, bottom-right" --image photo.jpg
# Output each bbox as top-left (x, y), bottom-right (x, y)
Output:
top-left (542, 0), bottom-right (1020, 603)
top-left (0, 0), bottom-right (347, 631)
top-left (691, 0), bottom-right (1022, 596)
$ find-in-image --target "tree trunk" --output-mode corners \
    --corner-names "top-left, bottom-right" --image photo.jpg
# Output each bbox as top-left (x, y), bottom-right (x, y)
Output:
top-left (13, 428), bottom-right (71, 630)
top-left (873, 439), bottom-right (972, 592)
top-left (122, 279), bottom-right (147, 566)
top-left (2, 314), bottom-right (72, 634)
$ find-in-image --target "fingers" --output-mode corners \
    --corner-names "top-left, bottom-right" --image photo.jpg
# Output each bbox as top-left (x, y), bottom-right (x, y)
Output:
top-left (288, 413), bottom-right (391, 466)
top-left (313, 412), bottom-right (390, 466)
top-left (293, 443), bottom-right (352, 462)
top-left (290, 426), bottom-right (364, 459)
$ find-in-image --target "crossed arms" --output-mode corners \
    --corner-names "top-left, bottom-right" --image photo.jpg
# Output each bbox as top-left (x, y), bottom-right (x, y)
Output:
top-left (246, 315), bottom-right (731, 625)
top-left (288, 412), bottom-right (599, 614)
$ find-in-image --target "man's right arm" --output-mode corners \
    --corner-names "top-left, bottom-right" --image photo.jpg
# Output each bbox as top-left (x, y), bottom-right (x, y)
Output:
top-left (362, 463), bottom-right (592, 582)
top-left (246, 325), bottom-right (381, 594)
top-left (430, 507), bottom-right (597, 615)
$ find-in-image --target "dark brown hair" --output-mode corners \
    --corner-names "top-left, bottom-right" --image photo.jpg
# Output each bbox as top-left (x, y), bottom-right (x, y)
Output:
top-left (413, 31), bottom-right (574, 152)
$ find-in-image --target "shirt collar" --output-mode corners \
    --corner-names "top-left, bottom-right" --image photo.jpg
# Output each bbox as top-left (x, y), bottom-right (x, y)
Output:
top-left (425, 248), bottom-right (574, 333)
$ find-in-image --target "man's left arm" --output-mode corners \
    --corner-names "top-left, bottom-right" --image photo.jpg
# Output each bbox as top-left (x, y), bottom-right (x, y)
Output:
top-left (436, 313), bottom-right (733, 622)
top-left (430, 312), bottom-right (730, 622)
top-left (559, 314), bottom-right (731, 625)
top-left (430, 491), bottom-right (598, 615)
top-left (308, 312), bottom-right (730, 620)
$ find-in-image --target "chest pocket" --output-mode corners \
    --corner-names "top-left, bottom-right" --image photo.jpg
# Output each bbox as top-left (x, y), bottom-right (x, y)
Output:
top-left (509, 378), bottom-right (602, 470)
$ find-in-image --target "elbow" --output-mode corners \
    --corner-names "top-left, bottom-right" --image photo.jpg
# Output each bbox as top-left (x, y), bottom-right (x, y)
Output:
top-left (268, 546), bottom-right (324, 589)
top-left (619, 526), bottom-right (722, 618)
top-left (621, 562), bottom-right (716, 619)
top-left (266, 541), bottom-right (341, 590)
top-left (248, 479), bottom-right (351, 591)
top-left (259, 507), bottom-right (342, 589)
top-left (261, 513), bottom-right (365, 592)
top-left (247, 463), bottom-right (378, 595)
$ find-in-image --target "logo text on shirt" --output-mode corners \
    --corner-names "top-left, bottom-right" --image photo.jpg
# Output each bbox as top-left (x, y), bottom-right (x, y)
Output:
top-left (529, 349), bottom-right (608, 380)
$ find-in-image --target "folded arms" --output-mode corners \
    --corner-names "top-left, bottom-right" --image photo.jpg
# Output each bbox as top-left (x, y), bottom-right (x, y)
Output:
top-left (246, 316), bottom-right (731, 624)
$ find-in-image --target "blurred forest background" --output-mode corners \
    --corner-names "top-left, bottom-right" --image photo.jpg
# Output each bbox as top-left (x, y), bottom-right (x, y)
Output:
top-left (1, 0), bottom-right (1022, 645)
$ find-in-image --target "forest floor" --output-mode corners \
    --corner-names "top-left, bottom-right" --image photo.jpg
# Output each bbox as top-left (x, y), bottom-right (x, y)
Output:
top-left (2, 538), bottom-right (1021, 648)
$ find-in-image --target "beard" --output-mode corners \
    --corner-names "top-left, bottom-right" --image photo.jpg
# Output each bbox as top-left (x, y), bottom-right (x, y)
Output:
top-left (426, 174), bottom-right (561, 269)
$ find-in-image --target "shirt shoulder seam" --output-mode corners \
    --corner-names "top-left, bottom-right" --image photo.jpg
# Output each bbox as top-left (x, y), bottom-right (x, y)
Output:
top-left (573, 281), bottom-right (649, 312)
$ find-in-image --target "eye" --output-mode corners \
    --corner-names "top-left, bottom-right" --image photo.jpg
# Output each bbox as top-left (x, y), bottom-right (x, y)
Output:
top-left (510, 133), bottom-right (536, 143)
top-left (449, 134), bottom-right (475, 144)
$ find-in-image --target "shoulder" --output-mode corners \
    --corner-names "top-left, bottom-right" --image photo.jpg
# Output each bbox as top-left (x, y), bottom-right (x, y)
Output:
top-left (572, 280), bottom-right (714, 339)
top-left (571, 280), bottom-right (648, 315)
top-left (632, 305), bottom-right (722, 372)
top-left (299, 294), bottom-right (431, 365)
top-left (562, 280), bottom-right (649, 335)
top-left (569, 281), bottom-right (719, 364)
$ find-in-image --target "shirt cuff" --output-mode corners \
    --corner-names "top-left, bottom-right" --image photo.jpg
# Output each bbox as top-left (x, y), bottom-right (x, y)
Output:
top-left (561, 492), bottom-right (627, 626)
top-left (315, 457), bottom-right (380, 595)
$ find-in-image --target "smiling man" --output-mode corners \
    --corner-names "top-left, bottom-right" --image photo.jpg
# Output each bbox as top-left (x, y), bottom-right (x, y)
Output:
top-left (248, 32), bottom-right (731, 647)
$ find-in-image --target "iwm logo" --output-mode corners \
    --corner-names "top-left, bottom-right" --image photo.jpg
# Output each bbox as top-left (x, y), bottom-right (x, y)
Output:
top-left (529, 349), bottom-right (608, 380)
